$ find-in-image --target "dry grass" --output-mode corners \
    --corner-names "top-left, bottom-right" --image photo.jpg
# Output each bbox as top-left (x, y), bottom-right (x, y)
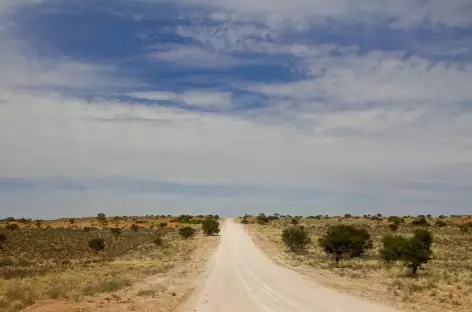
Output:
top-left (245, 215), bottom-right (472, 312)
top-left (0, 216), bottom-right (207, 312)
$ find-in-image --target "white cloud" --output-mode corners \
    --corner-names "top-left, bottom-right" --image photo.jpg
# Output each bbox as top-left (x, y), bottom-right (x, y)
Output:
top-left (150, 44), bottom-right (242, 67)
top-left (131, 90), bottom-right (233, 108)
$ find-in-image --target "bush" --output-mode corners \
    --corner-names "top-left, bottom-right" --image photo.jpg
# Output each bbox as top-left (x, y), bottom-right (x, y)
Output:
top-left (318, 224), bottom-right (373, 266)
top-left (435, 220), bottom-right (447, 227)
top-left (202, 218), bottom-right (220, 236)
top-left (290, 218), bottom-right (299, 225)
top-left (380, 235), bottom-right (408, 263)
top-left (130, 224), bottom-right (140, 232)
top-left (282, 226), bottom-right (311, 252)
top-left (179, 226), bottom-right (197, 239)
top-left (411, 216), bottom-right (429, 226)
top-left (158, 222), bottom-right (168, 228)
top-left (0, 233), bottom-right (7, 249)
top-left (256, 213), bottom-right (269, 225)
top-left (88, 238), bottom-right (105, 252)
top-left (153, 235), bottom-right (164, 246)
top-left (388, 216), bottom-right (404, 224)
top-left (97, 213), bottom-right (106, 222)
top-left (379, 229), bottom-right (433, 275)
top-left (83, 226), bottom-right (92, 232)
top-left (5, 223), bottom-right (19, 231)
top-left (241, 214), bottom-right (249, 224)
top-left (110, 227), bottom-right (122, 237)
top-left (388, 222), bottom-right (399, 232)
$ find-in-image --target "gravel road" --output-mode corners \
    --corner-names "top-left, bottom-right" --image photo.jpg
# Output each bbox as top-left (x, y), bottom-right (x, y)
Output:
top-left (178, 219), bottom-right (401, 312)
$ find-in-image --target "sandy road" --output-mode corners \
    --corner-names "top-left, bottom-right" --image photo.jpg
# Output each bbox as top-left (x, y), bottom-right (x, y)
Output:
top-left (177, 219), bottom-right (401, 312)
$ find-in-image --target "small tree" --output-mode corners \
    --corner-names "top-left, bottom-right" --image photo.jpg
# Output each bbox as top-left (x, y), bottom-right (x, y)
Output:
top-left (402, 229), bottom-right (433, 275)
top-left (179, 226), bottom-right (197, 239)
top-left (97, 213), bottom-right (106, 222)
top-left (88, 238), bottom-right (105, 252)
top-left (68, 218), bottom-right (75, 224)
top-left (256, 213), bottom-right (269, 225)
top-left (318, 224), bottom-right (373, 266)
top-left (241, 214), bottom-right (249, 224)
top-left (282, 226), bottom-right (311, 252)
top-left (388, 222), bottom-right (399, 232)
top-left (202, 218), bottom-right (220, 236)
top-left (35, 220), bottom-right (42, 228)
top-left (379, 229), bottom-right (433, 275)
top-left (380, 235), bottom-right (408, 264)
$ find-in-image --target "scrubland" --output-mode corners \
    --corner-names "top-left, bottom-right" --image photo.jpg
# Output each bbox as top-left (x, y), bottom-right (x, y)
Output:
top-left (243, 214), bottom-right (472, 312)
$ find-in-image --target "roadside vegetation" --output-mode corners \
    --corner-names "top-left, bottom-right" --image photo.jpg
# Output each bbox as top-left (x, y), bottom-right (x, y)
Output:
top-left (0, 214), bottom-right (220, 312)
top-left (242, 213), bottom-right (472, 312)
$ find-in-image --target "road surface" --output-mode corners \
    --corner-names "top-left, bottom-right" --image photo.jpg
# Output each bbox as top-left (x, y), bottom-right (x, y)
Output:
top-left (178, 219), bottom-right (401, 312)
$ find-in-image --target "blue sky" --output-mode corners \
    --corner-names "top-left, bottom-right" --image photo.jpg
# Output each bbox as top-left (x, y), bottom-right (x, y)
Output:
top-left (0, 0), bottom-right (471, 218)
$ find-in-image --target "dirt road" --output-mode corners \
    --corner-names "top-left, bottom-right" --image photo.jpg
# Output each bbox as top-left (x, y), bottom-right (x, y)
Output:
top-left (178, 219), bottom-right (402, 312)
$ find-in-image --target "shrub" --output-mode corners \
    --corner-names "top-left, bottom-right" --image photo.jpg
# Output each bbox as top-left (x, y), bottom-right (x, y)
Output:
top-left (88, 238), bottom-right (105, 252)
top-left (179, 226), bottom-right (197, 239)
top-left (110, 227), bottom-right (122, 237)
top-left (97, 213), bottom-right (106, 222)
top-left (153, 235), bottom-right (164, 246)
top-left (0, 233), bottom-right (7, 249)
top-left (318, 224), bottom-right (373, 266)
top-left (344, 214), bottom-right (352, 218)
top-left (282, 226), bottom-right (311, 252)
top-left (202, 218), bottom-right (220, 236)
top-left (83, 226), bottom-right (92, 232)
top-left (5, 223), bottom-right (19, 231)
top-left (380, 235), bottom-right (408, 263)
top-left (290, 218), bottom-right (299, 225)
top-left (379, 229), bottom-right (433, 275)
top-left (241, 214), bottom-right (249, 224)
top-left (35, 220), bottom-right (42, 228)
top-left (435, 220), bottom-right (447, 227)
top-left (68, 218), bottom-right (75, 224)
top-left (256, 213), bottom-right (269, 225)
top-left (411, 216), bottom-right (429, 226)
top-left (130, 224), bottom-right (140, 232)
top-left (388, 216), bottom-right (404, 224)
top-left (158, 222), bottom-right (168, 228)
top-left (388, 222), bottom-right (399, 232)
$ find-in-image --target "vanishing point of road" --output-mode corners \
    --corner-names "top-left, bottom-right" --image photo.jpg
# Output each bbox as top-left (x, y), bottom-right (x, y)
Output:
top-left (178, 219), bottom-right (402, 312)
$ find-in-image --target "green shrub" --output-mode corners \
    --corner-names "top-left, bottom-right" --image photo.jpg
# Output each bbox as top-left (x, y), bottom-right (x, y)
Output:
top-left (110, 227), bottom-right (122, 237)
top-left (388, 222), bottom-right (399, 232)
top-left (318, 224), bottom-right (373, 266)
top-left (435, 220), bottom-right (447, 227)
top-left (256, 213), bottom-right (269, 225)
top-left (88, 238), bottom-right (105, 252)
top-left (379, 229), bottom-right (433, 275)
top-left (282, 226), bottom-right (311, 252)
top-left (202, 218), bottom-right (220, 236)
top-left (179, 226), bottom-right (197, 239)
top-left (158, 222), bottom-right (168, 228)
top-left (411, 216), bottom-right (429, 226)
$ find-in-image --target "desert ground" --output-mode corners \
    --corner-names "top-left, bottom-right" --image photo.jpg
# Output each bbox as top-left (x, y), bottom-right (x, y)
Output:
top-left (243, 214), bottom-right (472, 312)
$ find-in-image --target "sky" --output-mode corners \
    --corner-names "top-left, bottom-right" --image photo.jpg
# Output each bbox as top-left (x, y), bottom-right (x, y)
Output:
top-left (0, 0), bottom-right (471, 219)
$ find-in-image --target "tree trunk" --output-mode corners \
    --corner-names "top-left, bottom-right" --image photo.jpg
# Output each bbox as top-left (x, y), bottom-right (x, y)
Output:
top-left (335, 256), bottom-right (340, 267)
top-left (412, 262), bottom-right (419, 275)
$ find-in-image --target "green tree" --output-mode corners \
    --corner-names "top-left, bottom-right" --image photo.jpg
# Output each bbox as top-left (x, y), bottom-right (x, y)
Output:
top-left (318, 224), bottom-right (373, 266)
top-left (202, 218), bottom-right (220, 236)
top-left (97, 213), bottom-right (106, 223)
top-left (282, 226), bottom-right (311, 252)
top-left (179, 226), bottom-right (197, 239)
top-left (88, 238), bottom-right (105, 252)
top-left (256, 213), bottom-right (269, 225)
top-left (380, 235), bottom-right (408, 263)
top-left (379, 229), bottom-right (433, 275)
